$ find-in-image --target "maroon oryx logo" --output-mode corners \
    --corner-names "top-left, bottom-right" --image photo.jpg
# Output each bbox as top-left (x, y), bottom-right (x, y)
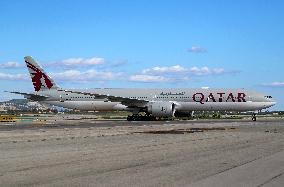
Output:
top-left (26, 61), bottom-right (53, 91)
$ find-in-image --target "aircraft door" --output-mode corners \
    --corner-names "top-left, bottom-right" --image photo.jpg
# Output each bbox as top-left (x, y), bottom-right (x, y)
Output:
top-left (60, 94), bottom-right (64, 102)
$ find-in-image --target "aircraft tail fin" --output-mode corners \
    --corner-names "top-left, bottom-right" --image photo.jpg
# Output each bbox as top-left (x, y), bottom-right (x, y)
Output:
top-left (24, 56), bottom-right (59, 92)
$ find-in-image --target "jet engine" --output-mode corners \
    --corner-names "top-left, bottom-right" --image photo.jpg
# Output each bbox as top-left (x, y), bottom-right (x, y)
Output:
top-left (147, 102), bottom-right (176, 117)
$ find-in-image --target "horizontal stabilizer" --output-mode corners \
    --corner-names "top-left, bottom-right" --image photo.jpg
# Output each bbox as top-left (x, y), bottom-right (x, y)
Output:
top-left (5, 91), bottom-right (49, 101)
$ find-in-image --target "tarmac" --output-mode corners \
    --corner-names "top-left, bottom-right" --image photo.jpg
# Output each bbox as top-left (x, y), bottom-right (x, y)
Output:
top-left (0, 117), bottom-right (284, 186)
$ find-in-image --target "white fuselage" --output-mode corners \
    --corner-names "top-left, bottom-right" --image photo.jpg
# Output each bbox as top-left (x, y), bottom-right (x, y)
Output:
top-left (37, 88), bottom-right (276, 112)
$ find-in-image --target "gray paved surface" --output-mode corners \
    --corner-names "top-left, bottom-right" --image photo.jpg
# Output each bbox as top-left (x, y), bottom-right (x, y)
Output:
top-left (0, 119), bottom-right (284, 186)
top-left (191, 150), bottom-right (284, 187)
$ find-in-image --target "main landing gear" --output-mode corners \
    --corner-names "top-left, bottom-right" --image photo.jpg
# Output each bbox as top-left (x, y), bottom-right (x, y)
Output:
top-left (252, 113), bottom-right (257, 121)
top-left (127, 114), bottom-right (157, 121)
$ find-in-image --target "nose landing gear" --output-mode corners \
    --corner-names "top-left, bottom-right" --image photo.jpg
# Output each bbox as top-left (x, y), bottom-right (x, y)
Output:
top-left (252, 113), bottom-right (256, 121)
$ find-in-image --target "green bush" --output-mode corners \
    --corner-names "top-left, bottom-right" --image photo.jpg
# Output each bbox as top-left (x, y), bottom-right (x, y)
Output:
top-left (212, 113), bottom-right (221, 119)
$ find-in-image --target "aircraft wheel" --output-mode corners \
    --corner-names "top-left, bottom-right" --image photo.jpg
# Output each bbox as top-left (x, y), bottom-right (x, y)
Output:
top-left (252, 113), bottom-right (257, 121)
top-left (127, 115), bottom-right (134, 121)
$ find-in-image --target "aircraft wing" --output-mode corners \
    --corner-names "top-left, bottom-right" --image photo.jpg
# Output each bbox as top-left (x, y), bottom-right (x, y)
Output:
top-left (6, 91), bottom-right (49, 101)
top-left (60, 89), bottom-right (149, 107)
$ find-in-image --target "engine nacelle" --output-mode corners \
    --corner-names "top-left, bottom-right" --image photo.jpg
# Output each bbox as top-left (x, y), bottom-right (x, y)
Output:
top-left (147, 102), bottom-right (176, 117)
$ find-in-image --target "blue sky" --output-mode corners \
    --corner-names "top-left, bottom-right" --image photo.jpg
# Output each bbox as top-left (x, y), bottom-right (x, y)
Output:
top-left (0, 0), bottom-right (283, 110)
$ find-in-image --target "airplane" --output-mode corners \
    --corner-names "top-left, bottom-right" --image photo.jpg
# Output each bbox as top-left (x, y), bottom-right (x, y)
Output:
top-left (9, 56), bottom-right (276, 121)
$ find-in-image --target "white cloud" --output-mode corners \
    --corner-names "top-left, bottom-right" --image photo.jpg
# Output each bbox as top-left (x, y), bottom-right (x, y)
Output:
top-left (51, 69), bottom-right (123, 81)
top-left (129, 75), bottom-right (168, 83)
top-left (188, 46), bottom-right (207, 53)
top-left (62, 57), bottom-right (105, 66)
top-left (0, 58), bottom-right (232, 86)
top-left (129, 65), bottom-right (231, 83)
top-left (0, 68), bottom-right (123, 83)
top-left (0, 72), bottom-right (27, 80)
top-left (189, 67), bottom-right (225, 76)
top-left (263, 82), bottom-right (284, 87)
top-left (201, 86), bottom-right (210, 89)
top-left (0, 61), bottom-right (22, 68)
top-left (142, 65), bottom-right (187, 74)
top-left (112, 60), bottom-right (128, 67)
top-left (141, 65), bottom-right (225, 76)
top-left (52, 70), bottom-right (82, 79)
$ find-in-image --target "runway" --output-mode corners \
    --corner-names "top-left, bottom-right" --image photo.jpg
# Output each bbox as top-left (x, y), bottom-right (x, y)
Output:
top-left (191, 150), bottom-right (284, 187)
top-left (0, 115), bottom-right (283, 130)
top-left (0, 118), bottom-right (284, 186)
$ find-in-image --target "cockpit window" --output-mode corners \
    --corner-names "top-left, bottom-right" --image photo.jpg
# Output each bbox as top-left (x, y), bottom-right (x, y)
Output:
top-left (265, 96), bottom-right (272, 98)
